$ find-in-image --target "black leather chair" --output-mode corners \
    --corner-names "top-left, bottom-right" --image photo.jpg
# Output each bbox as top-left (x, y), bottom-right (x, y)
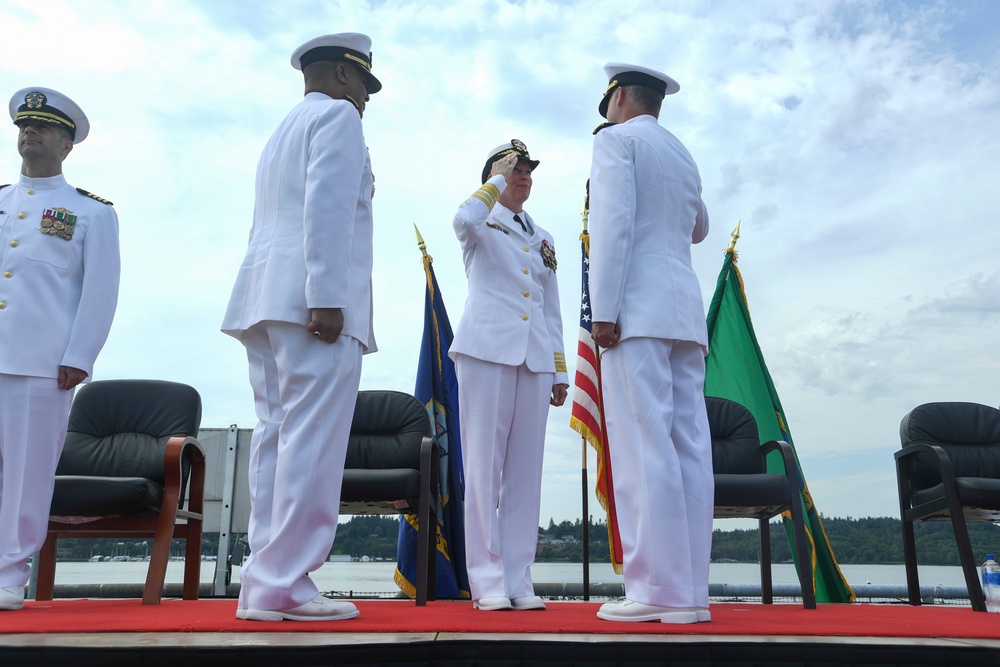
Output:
top-left (708, 396), bottom-right (817, 609)
top-left (340, 390), bottom-right (439, 605)
top-left (896, 401), bottom-right (1000, 611)
top-left (36, 380), bottom-right (205, 605)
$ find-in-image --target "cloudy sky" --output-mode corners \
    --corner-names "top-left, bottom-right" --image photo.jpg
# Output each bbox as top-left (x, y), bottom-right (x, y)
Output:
top-left (2, 0), bottom-right (998, 529)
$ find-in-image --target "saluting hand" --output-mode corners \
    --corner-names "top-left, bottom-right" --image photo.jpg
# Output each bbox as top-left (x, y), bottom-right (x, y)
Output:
top-left (489, 153), bottom-right (519, 182)
top-left (308, 308), bottom-right (344, 344)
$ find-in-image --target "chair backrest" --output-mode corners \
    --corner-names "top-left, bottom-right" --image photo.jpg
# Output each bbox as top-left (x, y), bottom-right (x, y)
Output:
top-left (56, 379), bottom-right (202, 483)
top-left (344, 390), bottom-right (432, 470)
top-left (899, 402), bottom-right (1000, 488)
top-left (706, 396), bottom-right (764, 475)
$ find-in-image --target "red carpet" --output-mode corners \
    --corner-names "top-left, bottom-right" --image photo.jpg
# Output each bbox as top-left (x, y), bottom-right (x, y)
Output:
top-left (4, 599), bottom-right (1000, 639)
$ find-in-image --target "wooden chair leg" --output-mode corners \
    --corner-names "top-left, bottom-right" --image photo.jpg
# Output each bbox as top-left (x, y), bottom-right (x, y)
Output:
top-left (143, 540), bottom-right (169, 604)
top-left (143, 509), bottom-right (179, 605)
top-left (183, 522), bottom-right (202, 601)
top-left (34, 532), bottom-right (58, 601)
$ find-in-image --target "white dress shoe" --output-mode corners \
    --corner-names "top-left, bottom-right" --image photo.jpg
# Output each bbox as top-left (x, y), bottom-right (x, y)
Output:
top-left (597, 600), bottom-right (698, 624)
top-left (235, 607), bottom-right (247, 620)
top-left (242, 595), bottom-right (359, 621)
top-left (0, 586), bottom-right (25, 611)
top-left (511, 595), bottom-right (546, 610)
top-left (473, 596), bottom-right (513, 611)
top-left (694, 607), bottom-right (711, 622)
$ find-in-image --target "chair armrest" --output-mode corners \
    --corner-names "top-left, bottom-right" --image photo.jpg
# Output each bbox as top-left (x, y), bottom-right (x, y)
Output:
top-left (418, 435), bottom-right (441, 514)
top-left (163, 436), bottom-right (206, 515)
top-left (761, 440), bottom-right (802, 488)
top-left (894, 441), bottom-right (959, 496)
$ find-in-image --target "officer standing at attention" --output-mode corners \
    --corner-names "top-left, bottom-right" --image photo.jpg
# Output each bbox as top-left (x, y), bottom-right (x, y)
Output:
top-left (450, 140), bottom-right (569, 612)
top-left (587, 63), bottom-right (713, 624)
top-left (0, 88), bottom-right (121, 611)
top-left (222, 32), bottom-right (380, 622)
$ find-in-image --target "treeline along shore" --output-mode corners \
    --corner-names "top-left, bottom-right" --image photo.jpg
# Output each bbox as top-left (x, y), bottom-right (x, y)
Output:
top-left (53, 515), bottom-right (1000, 567)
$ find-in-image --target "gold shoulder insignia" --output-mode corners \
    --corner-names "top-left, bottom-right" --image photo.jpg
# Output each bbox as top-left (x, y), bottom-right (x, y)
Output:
top-left (593, 122), bottom-right (617, 135)
top-left (75, 187), bottom-right (113, 206)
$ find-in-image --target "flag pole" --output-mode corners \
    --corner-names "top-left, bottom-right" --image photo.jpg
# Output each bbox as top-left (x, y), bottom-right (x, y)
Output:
top-left (580, 195), bottom-right (591, 601)
top-left (727, 220), bottom-right (741, 253)
top-left (414, 224), bottom-right (429, 258)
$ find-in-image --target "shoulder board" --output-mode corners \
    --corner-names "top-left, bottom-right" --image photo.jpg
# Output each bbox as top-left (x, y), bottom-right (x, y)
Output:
top-left (593, 122), bottom-right (618, 135)
top-left (0, 184), bottom-right (9, 190)
top-left (75, 187), bottom-right (113, 206)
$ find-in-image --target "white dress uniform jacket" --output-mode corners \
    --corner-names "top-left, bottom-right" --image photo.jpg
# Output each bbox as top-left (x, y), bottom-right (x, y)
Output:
top-left (0, 173), bottom-right (119, 590)
top-left (449, 175), bottom-right (566, 602)
top-left (588, 113), bottom-right (713, 611)
top-left (449, 175), bottom-right (567, 384)
top-left (588, 114), bottom-right (709, 348)
top-left (222, 92), bottom-right (375, 352)
top-left (0, 174), bottom-right (121, 378)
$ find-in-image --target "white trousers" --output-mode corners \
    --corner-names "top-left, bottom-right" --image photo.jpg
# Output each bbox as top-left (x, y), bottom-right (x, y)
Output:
top-left (0, 374), bottom-right (73, 586)
top-left (454, 355), bottom-right (551, 600)
top-left (238, 322), bottom-right (362, 611)
top-left (600, 338), bottom-right (713, 608)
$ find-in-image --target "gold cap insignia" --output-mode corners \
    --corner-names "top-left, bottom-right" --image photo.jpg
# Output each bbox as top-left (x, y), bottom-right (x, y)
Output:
top-left (25, 91), bottom-right (46, 109)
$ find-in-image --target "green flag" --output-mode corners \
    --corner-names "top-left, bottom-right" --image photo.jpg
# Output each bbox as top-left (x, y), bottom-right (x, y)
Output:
top-left (705, 246), bottom-right (855, 603)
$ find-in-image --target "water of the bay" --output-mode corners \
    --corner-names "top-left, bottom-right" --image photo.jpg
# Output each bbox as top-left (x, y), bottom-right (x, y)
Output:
top-left (49, 561), bottom-right (970, 595)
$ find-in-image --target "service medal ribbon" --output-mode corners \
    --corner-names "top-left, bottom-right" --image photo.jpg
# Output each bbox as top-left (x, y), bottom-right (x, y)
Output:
top-left (541, 239), bottom-right (557, 271)
top-left (40, 207), bottom-right (76, 241)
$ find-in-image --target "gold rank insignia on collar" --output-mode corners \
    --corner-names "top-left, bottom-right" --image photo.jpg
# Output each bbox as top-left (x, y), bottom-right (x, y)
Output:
top-left (75, 187), bottom-right (113, 206)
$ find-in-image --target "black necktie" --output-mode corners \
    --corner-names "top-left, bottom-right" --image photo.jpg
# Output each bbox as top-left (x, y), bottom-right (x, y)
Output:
top-left (513, 214), bottom-right (527, 233)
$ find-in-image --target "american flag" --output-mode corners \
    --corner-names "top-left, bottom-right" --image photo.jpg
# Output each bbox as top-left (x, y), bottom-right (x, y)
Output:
top-left (569, 230), bottom-right (623, 573)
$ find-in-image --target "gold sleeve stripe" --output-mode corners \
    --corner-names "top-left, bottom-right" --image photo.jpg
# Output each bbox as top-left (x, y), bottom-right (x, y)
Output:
top-left (469, 183), bottom-right (501, 210)
top-left (554, 352), bottom-right (567, 373)
top-left (470, 191), bottom-right (493, 207)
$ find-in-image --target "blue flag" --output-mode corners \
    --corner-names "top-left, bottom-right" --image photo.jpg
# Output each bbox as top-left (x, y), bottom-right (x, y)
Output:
top-left (394, 252), bottom-right (470, 599)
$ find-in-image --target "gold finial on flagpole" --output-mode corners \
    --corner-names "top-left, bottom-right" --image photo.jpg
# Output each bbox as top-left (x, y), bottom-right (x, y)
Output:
top-left (414, 224), bottom-right (428, 259)
top-left (727, 220), bottom-right (741, 252)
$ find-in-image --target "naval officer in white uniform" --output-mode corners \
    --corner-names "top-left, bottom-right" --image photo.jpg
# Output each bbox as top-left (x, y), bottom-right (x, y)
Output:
top-left (0, 88), bottom-right (120, 611)
top-left (222, 32), bottom-right (380, 622)
top-left (450, 141), bottom-right (569, 611)
top-left (587, 64), bottom-right (713, 624)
